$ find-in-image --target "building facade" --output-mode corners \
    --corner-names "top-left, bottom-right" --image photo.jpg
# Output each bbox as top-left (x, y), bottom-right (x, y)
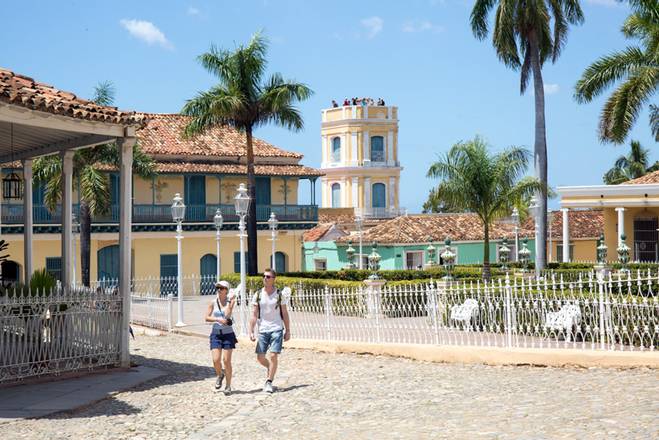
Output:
top-left (303, 213), bottom-right (538, 271)
top-left (0, 113), bottom-right (322, 287)
top-left (320, 104), bottom-right (402, 218)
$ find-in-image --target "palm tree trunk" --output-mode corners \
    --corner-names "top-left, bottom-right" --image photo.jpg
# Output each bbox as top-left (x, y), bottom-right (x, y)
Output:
top-left (483, 222), bottom-right (491, 280)
top-left (80, 201), bottom-right (92, 287)
top-left (530, 33), bottom-right (547, 274)
top-left (245, 126), bottom-right (258, 276)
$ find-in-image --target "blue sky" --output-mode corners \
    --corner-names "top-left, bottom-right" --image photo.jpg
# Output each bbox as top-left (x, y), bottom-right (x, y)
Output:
top-left (2, 0), bottom-right (655, 210)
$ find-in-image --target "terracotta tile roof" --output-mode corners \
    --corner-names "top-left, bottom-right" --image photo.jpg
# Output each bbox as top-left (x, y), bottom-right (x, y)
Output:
top-left (0, 67), bottom-right (144, 125)
top-left (318, 210), bottom-right (355, 224)
top-left (303, 223), bottom-right (334, 241)
top-left (94, 161), bottom-right (322, 177)
top-left (336, 213), bottom-right (535, 244)
top-left (549, 209), bottom-right (603, 239)
top-left (136, 114), bottom-right (302, 159)
top-left (622, 170), bottom-right (659, 185)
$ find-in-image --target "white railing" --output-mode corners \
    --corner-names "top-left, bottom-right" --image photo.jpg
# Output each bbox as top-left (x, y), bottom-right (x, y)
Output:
top-left (239, 270), bottom-right (656, 351)
top-left (130, 294), bottom-right (173, 331)
top-left (0, 286), bottom-right (123, 384)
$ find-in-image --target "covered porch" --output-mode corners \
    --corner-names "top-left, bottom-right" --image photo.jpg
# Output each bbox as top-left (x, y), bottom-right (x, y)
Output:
top-left (0, 68), bottom-right (142, 369)
top-left (558, 183), bottom-right (659, 263)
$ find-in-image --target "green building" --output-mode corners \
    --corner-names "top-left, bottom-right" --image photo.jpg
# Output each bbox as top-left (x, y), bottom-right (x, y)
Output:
top-left (303, 213), bottom-right (536, 271)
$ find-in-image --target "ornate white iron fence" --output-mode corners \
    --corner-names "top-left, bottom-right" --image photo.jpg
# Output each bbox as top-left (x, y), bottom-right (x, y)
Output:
top-left (240, 270), bottom-right (657, 351)
top-left (130, 295), bottom-right (173, 331)
top-left (0, 286), bottom-right (123, 384)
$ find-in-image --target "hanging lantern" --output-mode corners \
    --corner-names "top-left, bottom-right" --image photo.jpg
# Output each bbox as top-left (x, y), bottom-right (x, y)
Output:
top-left (2, 171), bottom-right (23, 200)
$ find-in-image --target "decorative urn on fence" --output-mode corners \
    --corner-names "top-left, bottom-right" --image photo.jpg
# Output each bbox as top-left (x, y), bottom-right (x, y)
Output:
top-left (518, 238), bottom-right (531, 273)
top-left (595, 233), bottom-right (611, 278)
top-left (344, 240), bottom-right (356, 270)
top-left (498, 238), bottom-right (511, 271)
top-left (617, 233), bottom-right (630, 273)
top-left (440, 237), bottom-right (456, 280)
top-left (424, 237), bottom-right (436, 269)
top-left (368, 242), bottom-right (382, 280)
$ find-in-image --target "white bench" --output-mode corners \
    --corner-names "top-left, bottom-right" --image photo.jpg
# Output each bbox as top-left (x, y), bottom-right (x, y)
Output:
top-left (545, 304), bottom-right (581, 341)
top-left (450, 299), bottom-right (479, 326)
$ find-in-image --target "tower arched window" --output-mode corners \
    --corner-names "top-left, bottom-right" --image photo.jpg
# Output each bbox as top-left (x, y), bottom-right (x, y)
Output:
top-left (370, 136), bottom-right (384, 162)
top-left (372, 183), bottom-right (386, 208)
top-left (331, 137), bottom-right (341, 162)
top-left (331, 183), bottom-right (341, 207)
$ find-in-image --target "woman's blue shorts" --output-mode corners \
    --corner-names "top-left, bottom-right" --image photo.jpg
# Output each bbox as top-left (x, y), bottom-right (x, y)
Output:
top-left (210, 331), bottom-right (237, 350)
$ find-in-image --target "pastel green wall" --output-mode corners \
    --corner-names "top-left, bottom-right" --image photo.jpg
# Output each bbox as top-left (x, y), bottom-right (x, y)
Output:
top-left (303, 239), bottom-right (536, 271)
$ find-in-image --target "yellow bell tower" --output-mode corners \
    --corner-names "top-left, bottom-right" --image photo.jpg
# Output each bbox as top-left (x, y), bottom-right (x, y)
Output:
top-left (320, 104), bottom-right (402, 218)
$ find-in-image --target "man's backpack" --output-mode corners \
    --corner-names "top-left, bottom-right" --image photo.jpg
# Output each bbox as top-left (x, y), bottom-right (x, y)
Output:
top-left (255, 288), bottom-right (284, 320)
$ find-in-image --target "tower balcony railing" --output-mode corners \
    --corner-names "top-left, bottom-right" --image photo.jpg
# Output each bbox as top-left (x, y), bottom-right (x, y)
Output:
top-left (354, 206), bottom-right (406, 219)
top-left (322, 105), bottom-right (398, 123)
top-left (0, 203), bottom-right (318, 226)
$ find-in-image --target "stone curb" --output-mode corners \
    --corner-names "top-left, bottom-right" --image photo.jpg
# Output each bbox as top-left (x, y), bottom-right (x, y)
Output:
top-left (169, 328), bottom-right (659, 369)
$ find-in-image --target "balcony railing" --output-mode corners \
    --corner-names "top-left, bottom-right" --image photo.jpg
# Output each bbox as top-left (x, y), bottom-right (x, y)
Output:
top-left (354, 207), bottom-right (406, 219)
top-left (0, 203), bottom-right (318, 225)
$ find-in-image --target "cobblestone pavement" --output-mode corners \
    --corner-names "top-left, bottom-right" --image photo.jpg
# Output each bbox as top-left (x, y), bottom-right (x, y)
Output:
top-left (3, 334), bottom-right (658, 440)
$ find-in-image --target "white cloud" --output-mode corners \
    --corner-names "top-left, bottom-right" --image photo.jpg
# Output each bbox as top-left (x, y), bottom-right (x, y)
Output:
top-left (544, 83), bottom-right (560, 95)
top-left (585, 0), bottom-right (620, 7)
top-left (361, 16), bottom-right (384, 39)
top-left (402, 20), bottom-right (444, 33)
top-left (187, 7), bottom-right (200, 16)
top-left (120, 19), bottom-right (172, 49)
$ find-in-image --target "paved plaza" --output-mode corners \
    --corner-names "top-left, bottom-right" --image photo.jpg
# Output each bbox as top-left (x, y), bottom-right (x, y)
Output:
top-left (2, 333), bottom-right (658, 439)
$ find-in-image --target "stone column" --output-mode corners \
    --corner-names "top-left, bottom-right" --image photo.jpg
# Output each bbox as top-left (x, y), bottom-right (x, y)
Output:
top-left (364, 177), bottom-right (372, 211)
top-left (363, 130), bottom-right (370, 165)
top-left (387, 130), bottom-right (394, 166)
top-left (61, 150), bottom-right (74, 289)
top-left (22, 159), bottom-right (33, 282)
top-left (615, 207), bottom-right (625, 247)
top-left (352, 177), bottom-right (359, 208)
top-left (340, 177), bottom-right (347, 207)
top-left (388, 176), bottom-right (395, 211)
top-left (118, 137), bottom-right (135, 368)
top-left (321, 135), bottom-right (327, 167)
top-left (561, 208), bottom-right (569, 263)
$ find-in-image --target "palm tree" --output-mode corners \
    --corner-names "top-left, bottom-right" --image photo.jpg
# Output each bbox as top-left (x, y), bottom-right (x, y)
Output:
top-left (427, 136), bottom-right (542, 279)
top-left (471, 0), bottom-right (584, 273)
top-left (575, 1), bottom-right (658, 143)
top-left (34, 82), bottom-right (156, 286)
top-left (650, 105), bottom-right (659, 141)
top-left (603, 140), bottom-right (652, 184)
top-left (181, 32), bottom-right (313, 275)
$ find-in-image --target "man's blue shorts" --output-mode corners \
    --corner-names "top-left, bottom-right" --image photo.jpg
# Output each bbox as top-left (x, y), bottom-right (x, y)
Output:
top-left (256, 330), bottom-right (283, 354)
top-left (209, 331), bottom-right (237, 350)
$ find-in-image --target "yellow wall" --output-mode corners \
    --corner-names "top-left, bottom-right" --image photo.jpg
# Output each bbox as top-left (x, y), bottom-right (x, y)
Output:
top-left (2, 230), bottom-right (304, 285)
top-left (549, 239), bottom-right (597, 262)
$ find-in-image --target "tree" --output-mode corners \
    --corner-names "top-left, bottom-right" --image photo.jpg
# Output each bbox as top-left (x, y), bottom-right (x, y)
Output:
top-left (471, 0), bottom-right (584, 273)
top-left (34, 82), bottom-right (156, 286)
top-left (181, 32), bottom-right (313, 275)
top-left (603, 140), bottom-right (653, 184)
top-left (575, 1), bottom-right (658, 143)
top-left (427, 137), bottom-right (542, 279)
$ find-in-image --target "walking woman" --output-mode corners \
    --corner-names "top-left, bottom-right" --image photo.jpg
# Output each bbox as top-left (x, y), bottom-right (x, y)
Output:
top-left (205, 280), bottom-right (237, 394)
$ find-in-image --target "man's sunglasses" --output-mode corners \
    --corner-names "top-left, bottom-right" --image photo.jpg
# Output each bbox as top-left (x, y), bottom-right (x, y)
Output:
top-left (263, 274), bottom-right (275, 279)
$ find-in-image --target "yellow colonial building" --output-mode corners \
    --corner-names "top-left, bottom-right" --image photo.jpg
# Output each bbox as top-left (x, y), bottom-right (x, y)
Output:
top-left (559, 171), bottom-right (659, 262)
top-left (320, 104), bottom-right (402, 218)
top-left (0, 113), bottom-right (321, 286)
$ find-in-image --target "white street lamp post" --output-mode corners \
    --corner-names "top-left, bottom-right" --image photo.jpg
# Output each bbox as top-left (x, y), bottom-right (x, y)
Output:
top-left (356, 215), bottom-right (363, 270)
top-left (235, 183), bottom-right (250, 335)
top-left (171, 193), bottom-right (186, 327)
top-left (511, 207), bottom-right (520, 262)
top-left (268, 212), bottom-right (278, 270)
top-left (213, 209), bottom-right (223, 282)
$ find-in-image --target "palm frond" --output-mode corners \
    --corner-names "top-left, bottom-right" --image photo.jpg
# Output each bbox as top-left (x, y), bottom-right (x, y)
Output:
top-left (79, 167), bottom-right (110, 216)
top-left (92, 81), bottom-right (115, 106)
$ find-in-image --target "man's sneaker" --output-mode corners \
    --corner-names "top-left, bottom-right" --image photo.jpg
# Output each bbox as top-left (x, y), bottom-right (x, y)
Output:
top-left (223, 385), bottom-right (232, 396)
top-left (263, 380), bottom-right (274, 394)
top-left (215, 370), bottom-right (225, 390)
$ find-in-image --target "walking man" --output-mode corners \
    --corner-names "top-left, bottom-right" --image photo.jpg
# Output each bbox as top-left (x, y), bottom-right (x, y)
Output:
top-left (248, 268), bottom-right (291, 393)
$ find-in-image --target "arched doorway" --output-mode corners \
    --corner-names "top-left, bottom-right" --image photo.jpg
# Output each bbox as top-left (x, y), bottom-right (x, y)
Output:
top-left (200, 253), bottom-right (217, 295)
top-left (331, 183), bottom-right (341, 208)
top-left (97, 245), bottom-right (120, 283)
top-left (372, 183), bottom-right (386, 208)
top-left (274, 251), bottom-right (287, 274)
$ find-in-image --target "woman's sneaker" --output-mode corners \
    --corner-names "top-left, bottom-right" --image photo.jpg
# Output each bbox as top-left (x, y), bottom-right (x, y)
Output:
top-left (223, 385), bottom-right (232, 396)
top-left (263, 380), bottom-right (274, 393)
top-left (215, 370), bottom-right (225, 390)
